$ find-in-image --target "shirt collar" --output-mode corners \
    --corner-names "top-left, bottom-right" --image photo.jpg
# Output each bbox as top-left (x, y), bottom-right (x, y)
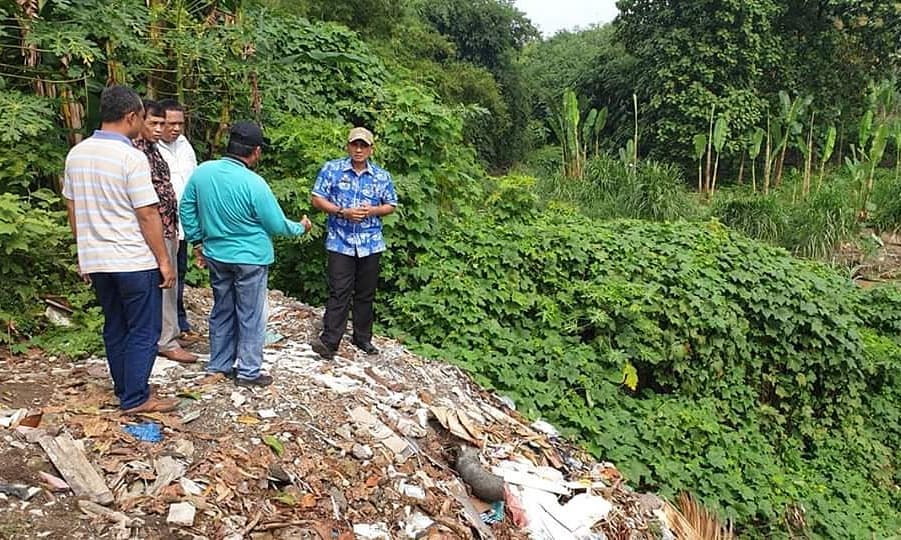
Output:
top-left (222, 155), bottom-right (249, 168)
top-left (342, 157), bottom-right (372, 175)
top-left (92, 130), bottom-right (134, 146)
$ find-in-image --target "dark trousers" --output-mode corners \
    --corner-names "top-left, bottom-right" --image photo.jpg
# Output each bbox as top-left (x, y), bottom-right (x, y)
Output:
top-left (91, 269), bottom-right (162, 410)
top-left (176, 239), bottom-right (190, 331)
top-left (320, 251), bottom-right (381, 348)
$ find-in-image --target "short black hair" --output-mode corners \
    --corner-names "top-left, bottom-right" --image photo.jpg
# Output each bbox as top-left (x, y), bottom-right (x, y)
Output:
top-left (143, 99), bottom-right (164, 118)
top-left (226, 140), bottom-right (256, 157)
top-left (158, 98), bottom-right (185, 115)
top-left (100, 85), bottom-right (143, 123)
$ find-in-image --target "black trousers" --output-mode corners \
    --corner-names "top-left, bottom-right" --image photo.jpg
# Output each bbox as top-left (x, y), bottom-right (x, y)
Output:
top-left (320, 251), bottom-right (381, 348)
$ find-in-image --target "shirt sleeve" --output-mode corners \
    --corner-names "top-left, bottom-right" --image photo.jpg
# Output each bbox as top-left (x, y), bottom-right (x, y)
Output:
top-left (253, 178), bottom-right (306, 237)
top-left (126, 152), bottom-right (160, 209)
top-left (381, 172), bottom-right (398, 206)
top-left (62, 154), bottom-right (74, 201)
top-left (179, 173), bottom-right (202, 244)
top-left (311, 164), bottom-right (333, 200)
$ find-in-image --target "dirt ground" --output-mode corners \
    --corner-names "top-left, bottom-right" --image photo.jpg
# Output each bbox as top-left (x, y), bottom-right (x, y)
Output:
top-left (0, 289), bottom-right (663, 540)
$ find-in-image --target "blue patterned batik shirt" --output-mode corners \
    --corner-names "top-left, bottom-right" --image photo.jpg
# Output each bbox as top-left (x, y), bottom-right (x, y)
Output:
top-left (312, 157), bottom-right (398, 257)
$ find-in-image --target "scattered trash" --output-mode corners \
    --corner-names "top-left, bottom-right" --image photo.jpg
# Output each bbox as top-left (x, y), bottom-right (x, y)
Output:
top-left (480, 501), bottom-right (505, 525)
top-left (429, 405), bottom-right (484, 446)
top-left (147, 456), bottom-right (186, 496)
top-left (265, 331), bottom-right (285, 344)
top-left (0, 287), bottom-right (669, 539)
top-left (44, 305), bottom-right (73, 327)
top-left (349, 406), bottom-right (414, 462)
top-left (455, 445), bottom-right (506, 502)
top-left (230, 391), bottom-right (246, 407)
top-left (37, 471), bottom-right (70, 492)
top-left (353, 523), bottom-right (391, 539)
top-left (0, 408), bottom-right (28, 428)
top-left (37, 432), bottom-right (114, 505)
top-left (166, 501), bottom-right (196, 527)
top-left (530, 419), bottom-right (560, 438)
top-left (257, 408), bottom-right (278, 419)
top-left (122, 422), bottom-right (163, 442)
top-left (179, 477), bottom-right (204, 496)
top-left (398, 480), bottom-right (426, 500)
top-left (0, 483), bottom-right (41, 501)
top-left (352, 443), bottom-right (374, 460)
top-left (403, 511), bottom-right (434, 538)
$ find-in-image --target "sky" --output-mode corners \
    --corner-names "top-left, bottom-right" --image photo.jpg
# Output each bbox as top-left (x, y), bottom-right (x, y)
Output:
top-left (515, 0), bottom-right (619, 36)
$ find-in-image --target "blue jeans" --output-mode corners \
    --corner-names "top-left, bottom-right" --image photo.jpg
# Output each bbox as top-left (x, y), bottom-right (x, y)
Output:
top-left (91, 269), bottom-right (162, 410)
top-left (177, 240), bottom-right (190, 332)
top-left (206, 259), bottom-right (268, 380)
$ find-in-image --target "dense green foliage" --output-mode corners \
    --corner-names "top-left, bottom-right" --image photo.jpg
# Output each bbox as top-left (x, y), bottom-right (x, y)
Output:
top-left (380, 209), bottom-right (900, 538)
top-left (1, 1), bottom-right (899, 538)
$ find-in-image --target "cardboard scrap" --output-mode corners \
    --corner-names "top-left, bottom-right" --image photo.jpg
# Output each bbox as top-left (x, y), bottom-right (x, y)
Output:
top-left (428, 405), bottom-right (484, 446)
top-left (348, 406), bottom-right (414, 462)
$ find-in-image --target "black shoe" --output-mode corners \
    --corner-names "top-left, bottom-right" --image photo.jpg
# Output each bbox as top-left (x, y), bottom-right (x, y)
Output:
top-left (311, 337), bottom-right (336, 360)
top-left (235, 374), bottom-right (273, 387)
top-left (353, 341), bottom-right (379, 355)
top-left (208, 368), bottom-right (237, 380)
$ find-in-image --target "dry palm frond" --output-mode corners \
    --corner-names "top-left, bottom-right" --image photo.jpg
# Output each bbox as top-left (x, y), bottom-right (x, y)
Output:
top-left (663, 493), bottom-right (735, 540)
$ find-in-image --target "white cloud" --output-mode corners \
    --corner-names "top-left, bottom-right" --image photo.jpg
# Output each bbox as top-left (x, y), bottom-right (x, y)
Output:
top-left (516, 0), bottom-right (619, 36)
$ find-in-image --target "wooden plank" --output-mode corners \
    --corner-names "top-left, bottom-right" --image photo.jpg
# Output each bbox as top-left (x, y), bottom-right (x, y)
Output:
top-left (38, 433), bottom-right (114, 505)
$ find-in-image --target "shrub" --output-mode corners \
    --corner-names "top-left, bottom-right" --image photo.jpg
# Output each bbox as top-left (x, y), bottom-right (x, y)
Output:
top-left (869, 172), bottom-right (901, 233)
top-left (0, 192), bottom-right (78, 342)
top-left (783, 182), bottom-right (857, 259)
top-left (712, 192), bottom-right (786, 243)
top-left (382, 209), bottom-right (900, 538)
top-left (536, 155), bottom-right (699, 222)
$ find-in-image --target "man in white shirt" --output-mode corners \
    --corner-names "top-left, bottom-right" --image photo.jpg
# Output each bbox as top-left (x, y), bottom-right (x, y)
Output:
top-left (158, 99), bottom-right (198, 341)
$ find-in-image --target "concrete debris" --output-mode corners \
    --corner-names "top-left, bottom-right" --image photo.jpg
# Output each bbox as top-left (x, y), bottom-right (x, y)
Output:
top-left (0, 287), bottom-right (671, 539)
top-left (352, 443), bottom-right (374, 460)
top-left (166, 501), bottom-right (196, 527)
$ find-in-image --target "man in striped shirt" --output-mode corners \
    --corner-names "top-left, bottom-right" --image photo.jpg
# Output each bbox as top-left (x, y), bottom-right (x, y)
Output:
top-left (63, 85), bottom-right (178, 414)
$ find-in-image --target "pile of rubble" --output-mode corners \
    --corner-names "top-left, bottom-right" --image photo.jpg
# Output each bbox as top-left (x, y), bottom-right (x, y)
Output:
top-left (0, 288), bottom-right (673, 539)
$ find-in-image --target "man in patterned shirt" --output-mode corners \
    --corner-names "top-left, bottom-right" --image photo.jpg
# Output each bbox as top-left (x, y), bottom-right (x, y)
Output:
top-left (310, 127), bottom-right (398, 359)
top-left (134, 100), bottom-right (198, 364)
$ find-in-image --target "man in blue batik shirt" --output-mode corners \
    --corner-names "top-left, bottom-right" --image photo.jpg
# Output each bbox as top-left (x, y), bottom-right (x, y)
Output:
top-left (310, 127), bottom-right (398, 359)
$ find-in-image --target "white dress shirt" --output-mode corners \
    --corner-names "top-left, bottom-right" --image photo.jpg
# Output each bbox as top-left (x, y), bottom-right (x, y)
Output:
top-left (158, 135), bottom-right (198, 240)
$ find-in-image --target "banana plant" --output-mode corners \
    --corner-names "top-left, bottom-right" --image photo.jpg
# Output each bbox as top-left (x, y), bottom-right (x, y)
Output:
top-left (773, 92), bottom-right (813, 187)
top-left (748, 127), bottom-right (765, 193)
top-left (891, 119), bottom-right (901, 182)
top-left (861, 122), bottom-right (889, 216)
top-left (560, 89), bottom-right (582, 178)
top-left (552, 90), bottom-right (608, 179)
top-left (817, 125), bottom-right (837, 191)
top-left (693, 133), bottom-right (707, 193)
top-left (709, 115), bottom-right (729, 195)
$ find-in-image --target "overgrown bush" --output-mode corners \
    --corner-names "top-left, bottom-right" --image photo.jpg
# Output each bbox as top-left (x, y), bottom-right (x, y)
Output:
top-left (535, 155), bottom-right (698, 221)
top-left (784, 181), bottom-right (858, 259)
top-left (870, 172), bottom-right (901, 233)
top-left (0, 192), bottom-right (78, 342)
top-left (712, 192), bottom-right (786, 243)
top-left (381, 205), bottom-right (900, 538)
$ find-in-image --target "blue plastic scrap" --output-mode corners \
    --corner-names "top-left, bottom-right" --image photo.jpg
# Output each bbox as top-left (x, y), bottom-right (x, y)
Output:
top-left (480, 501), bottom-right (505, 525)
top-left (122, 421), bottom-right (163, 442)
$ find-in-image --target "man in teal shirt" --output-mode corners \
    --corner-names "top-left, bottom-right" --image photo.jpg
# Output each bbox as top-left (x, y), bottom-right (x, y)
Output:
top-left (180, 121), bottom-right (311, 386)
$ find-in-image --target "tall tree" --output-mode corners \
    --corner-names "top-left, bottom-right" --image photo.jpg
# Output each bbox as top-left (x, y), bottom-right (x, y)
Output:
top-left (616, 0), bottom-right (782, 164)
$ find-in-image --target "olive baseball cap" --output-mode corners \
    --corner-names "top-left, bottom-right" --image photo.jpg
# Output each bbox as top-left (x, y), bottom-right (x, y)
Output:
top-left (347, 126), bottom-right (374, 145)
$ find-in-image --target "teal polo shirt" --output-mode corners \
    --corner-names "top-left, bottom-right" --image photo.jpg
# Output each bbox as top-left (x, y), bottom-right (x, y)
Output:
top-left (180, 156), bottom-right (306, 265)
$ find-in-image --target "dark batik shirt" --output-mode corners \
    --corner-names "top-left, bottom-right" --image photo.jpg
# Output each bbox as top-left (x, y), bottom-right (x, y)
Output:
top-left (134, 138), bottom-right (178, 239)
